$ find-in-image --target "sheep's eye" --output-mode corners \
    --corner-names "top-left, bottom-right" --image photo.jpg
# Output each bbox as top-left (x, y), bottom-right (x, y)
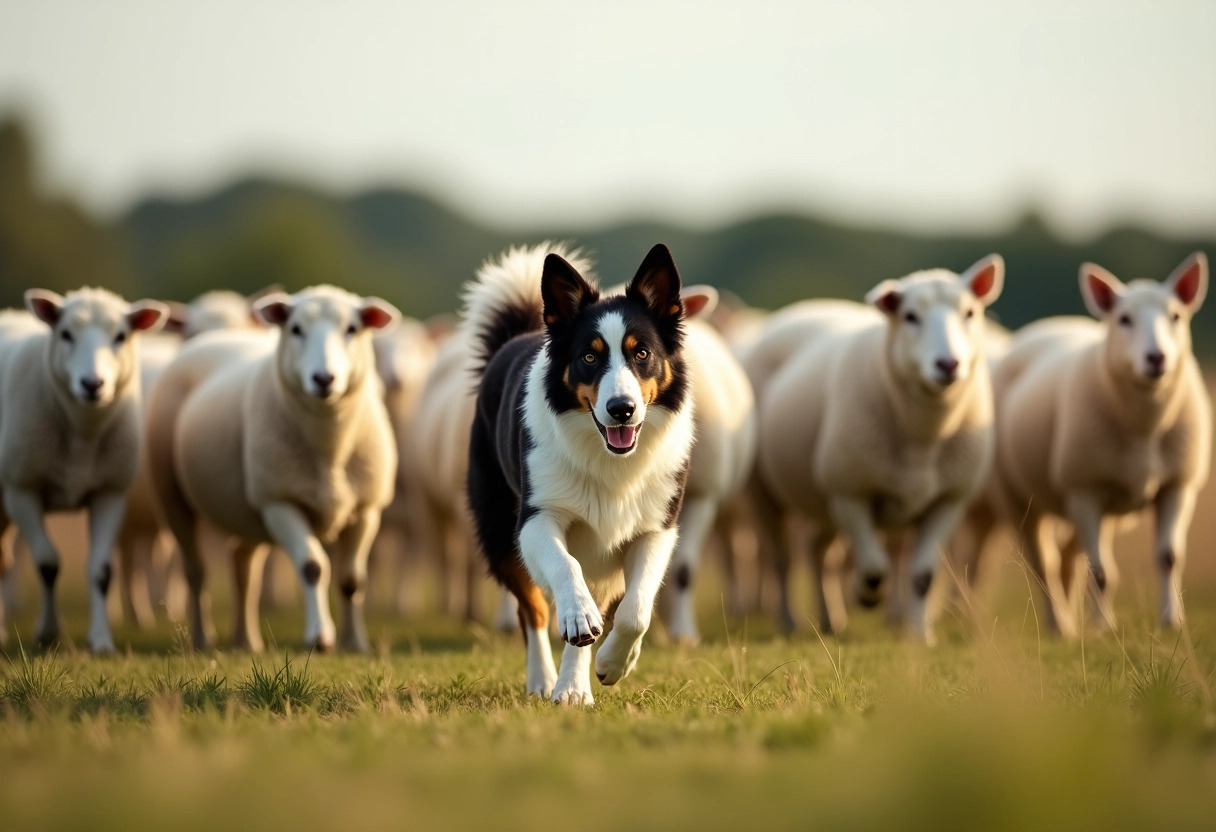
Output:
top-left (635, 349), bottom-right (649, 361)
top-left (582, 353), bottom-right (597, 365)
top-left (904, 312), bottom-right (920, 325)
top-left (346, 324), bottom-right (359, 336)
top-left (1118, 315), bottom-right (1132, 327)
top-left (964, 308), bottom-right (975, 320)
top-left (291, 324), bottom-right (304, 337)
top-left (114, 331), bottom-right (127, 346)
top-left (1171, 312), bottom-right (1182, 323)
top-left (60, 330), bottom-right (74, 344)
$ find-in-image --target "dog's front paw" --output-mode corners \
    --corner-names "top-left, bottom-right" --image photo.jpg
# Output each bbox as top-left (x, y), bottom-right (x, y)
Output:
top-left (556, 590), bottom-right (603, 647)
top-left (594, 625), bottom-right (644, 686)
top-left (551, 679), bottom-right (595, 707)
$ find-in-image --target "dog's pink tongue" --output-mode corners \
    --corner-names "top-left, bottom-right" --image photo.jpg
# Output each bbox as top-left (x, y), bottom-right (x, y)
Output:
top-left (606, 425), bottom-right (636, 449)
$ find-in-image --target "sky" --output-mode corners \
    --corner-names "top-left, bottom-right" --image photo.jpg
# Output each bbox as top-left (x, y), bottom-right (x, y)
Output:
top-left (1, 0), bottom-right (1214, 238)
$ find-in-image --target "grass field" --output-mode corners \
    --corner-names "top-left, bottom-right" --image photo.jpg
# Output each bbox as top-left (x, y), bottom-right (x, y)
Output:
top-left (4, 523), bottom-right (1216, 832)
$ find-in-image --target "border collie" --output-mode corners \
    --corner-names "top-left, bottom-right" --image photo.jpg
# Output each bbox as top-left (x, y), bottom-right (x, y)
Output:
top-left (465, 242), bottom-right (694, 705)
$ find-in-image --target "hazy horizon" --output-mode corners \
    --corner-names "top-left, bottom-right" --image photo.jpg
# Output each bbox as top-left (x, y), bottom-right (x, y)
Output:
top-left (2, 1), bottom-right (1214, 239)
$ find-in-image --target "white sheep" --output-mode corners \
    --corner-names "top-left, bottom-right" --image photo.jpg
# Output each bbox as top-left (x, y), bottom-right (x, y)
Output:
top-left (145, 286), bottom-right (399, 651)
top-left (661, 287), bottom-right (758, 645)
top-left (979, 253), bottom-right (1210, 636)
top-left (746, 256), bottom-right (1005, 643)
top-left (0, 288), bottom-right (167, 652)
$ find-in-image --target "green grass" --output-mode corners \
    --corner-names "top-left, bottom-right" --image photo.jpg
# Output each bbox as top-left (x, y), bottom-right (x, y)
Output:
top-left (3, 581), bottom-right (1216, 831)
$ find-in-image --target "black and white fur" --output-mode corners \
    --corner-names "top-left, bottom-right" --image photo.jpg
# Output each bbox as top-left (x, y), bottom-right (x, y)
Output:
top-left (465, 243), bottom-right (694, 705)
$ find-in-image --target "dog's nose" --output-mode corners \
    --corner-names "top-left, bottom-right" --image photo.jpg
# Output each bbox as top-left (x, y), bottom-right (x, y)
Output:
top-left (935, 357), bottom-right (960, 382)
top-left (311, 371), bottom-right (335, 394)
top-left (80, 376), bottom-right (104, 398)
top-left (606, 396), bottom-right (635, 424)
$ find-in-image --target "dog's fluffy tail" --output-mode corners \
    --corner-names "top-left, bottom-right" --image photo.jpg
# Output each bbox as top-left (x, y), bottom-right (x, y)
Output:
top-left (462, 242), bottom-right (593, 379)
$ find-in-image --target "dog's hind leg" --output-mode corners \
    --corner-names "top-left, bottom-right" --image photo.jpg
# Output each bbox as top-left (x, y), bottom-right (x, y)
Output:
top-left (468, 420), bottom-right (557, 697)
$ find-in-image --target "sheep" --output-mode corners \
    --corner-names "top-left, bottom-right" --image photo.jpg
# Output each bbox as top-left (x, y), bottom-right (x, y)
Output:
top-left (114, 289), bottom-right (280, 629)
top-left (409, 327), bottom-right (500, 624)
top-left (145, 286), bottom-right (399, 652)
top-left (660, 286), bottom-right (758, 645)
top-left (746, 255), bottom-right (1005, 643)
top-left (978, 253), bottom-right (1209, 636)
top-left (0, 289), bottom-right (168, 652)
top-left (370, 317), bottom-right (446, 615)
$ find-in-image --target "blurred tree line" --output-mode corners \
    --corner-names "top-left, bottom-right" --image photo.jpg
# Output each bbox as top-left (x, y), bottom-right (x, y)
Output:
top-left (2, 112), bottom-right (1213, 352)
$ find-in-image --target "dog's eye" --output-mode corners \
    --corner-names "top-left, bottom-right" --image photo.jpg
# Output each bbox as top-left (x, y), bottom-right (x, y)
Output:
top-left (635, 349), bottom-right (649, 361)
top-left (1118, 314), bottom-right (1132, 327)
top-left (904, 312), bottom-right (920, 325)
top-left (291, 324), bottom-right (304, 337)
top-left (60, 330), bottom-right (74, 344)
top-left (114, 331), bottom-right (127, 346)
top-left (583, 353), bottom-right (597, 365)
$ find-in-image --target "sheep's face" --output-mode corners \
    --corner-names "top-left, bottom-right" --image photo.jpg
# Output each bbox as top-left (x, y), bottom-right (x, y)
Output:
top-left (1081, 253), bottom-right (1207, 387)
top-left (255, 287), bottom-right (400, 401)
top-left (867, 255), bottom-right (1004, 394)
top-left (25, 288), bottom-right (167, 407)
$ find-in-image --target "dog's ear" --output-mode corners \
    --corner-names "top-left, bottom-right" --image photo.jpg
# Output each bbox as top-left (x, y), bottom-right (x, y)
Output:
top-left (542, 253), bottom-right (597, 328)
top-left (627, 244), bottom-right (683, 324)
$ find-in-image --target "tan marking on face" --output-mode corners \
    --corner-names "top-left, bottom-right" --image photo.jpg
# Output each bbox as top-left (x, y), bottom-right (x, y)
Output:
top-left (639, 376), bottom-right (659, 405)
top-left (591, 336), bottom-right (605, 352)
top-left (574, 382), bottom-right (598, 412)
top-left (668, 304), bottom-right (682, 316)
top-left (623, 334), bottom-right (638, 352)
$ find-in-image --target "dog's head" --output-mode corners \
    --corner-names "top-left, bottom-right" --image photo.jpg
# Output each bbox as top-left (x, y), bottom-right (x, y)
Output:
top-left (541, 244), bottom-right (688, 456)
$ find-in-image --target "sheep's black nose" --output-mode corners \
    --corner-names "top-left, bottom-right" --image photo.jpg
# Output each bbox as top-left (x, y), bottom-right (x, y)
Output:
top-left (80, 376), bottom-right (104, 398)
top-left (606, 396), bottom-right (635, 424)
top-left (1146, 351), bottom-right (1165, 372)
top-left (935, 358), bottom-right (960, 382)
top-left (312, 371), bottom-right (335, 393)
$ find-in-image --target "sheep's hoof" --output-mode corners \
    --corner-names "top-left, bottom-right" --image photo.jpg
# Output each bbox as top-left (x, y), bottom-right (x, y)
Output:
top-left (36, 627), bottom-right (60, 649)
top-left (311, 637), bottom-right (336, 654)
top-left (857, 574), bottom-right (885, 608)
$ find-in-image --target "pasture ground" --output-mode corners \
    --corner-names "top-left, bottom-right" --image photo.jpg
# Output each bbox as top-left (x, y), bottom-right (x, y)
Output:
top-left (4, 524), bottom-right (1216, 831)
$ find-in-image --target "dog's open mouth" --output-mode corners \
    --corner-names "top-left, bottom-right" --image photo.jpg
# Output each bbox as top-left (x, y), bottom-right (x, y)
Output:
top-left (592, 414), bottom-right (641, 454)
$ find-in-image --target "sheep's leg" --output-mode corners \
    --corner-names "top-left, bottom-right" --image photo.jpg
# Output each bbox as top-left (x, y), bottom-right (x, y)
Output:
top-left (160, 493), bottom-right (213, 649)
top-left (0, 517), bottom-right (12, 647)
top-left (231, 541), bottom-right (269, 652)
top-left (261, 502), bottom-right (336, 651)
top-left (809, 531), bottom-right (847, 635)
top-left (829, 496), bottom-right (889, 608)
top-left (117, 530), bottom-right (156, 630)
top-left (750, 479), bottom-right (795, 634)
top-left (1066, 492), bottom-right (1118, 632)
top-left (3, 488), bottom-right (62, 647)
top-left (83, 490), bottom-right (126, 654)
top-left (1023, 516), bottom-right (1077, 639)
top-left (595, 526), bottom-right (678, 686)
top-left (905, 499), bottom-right (968, 646)
top-left (332, 510), bottom-right (381, 653)
top-left (1155, 485), bottom-right (1197, 630)
top-left (664, 494), bottom-right (718, 646)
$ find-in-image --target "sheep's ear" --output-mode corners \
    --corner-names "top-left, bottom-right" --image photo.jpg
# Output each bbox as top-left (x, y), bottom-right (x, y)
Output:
top-left (627, 243), bottom-right (684, 322)
top-left (25, 289), bottom-right (65, 326)
top-left (866, 280), bottom-right (903, 315)
top-left (248, 284), bottom-right (286, 326)
top-left (1079, 263), bottom-right (1125, 319)
top-left (1165, 252), bottom-right (1208, 312)
top-left (161, 301), bottom-right (188, 334)
top-left (253, 293), bottom-right (293, 327)
top-left (682, 284), bottom-right (719, 320)
top-left (359, 297), bottom-right (400, 331)
top-left (961, 254), bottom-right (1005, 306)
top-left (542, 253), bottom-right (598, 328)
top-left (127, 300), bottom-right (169, 332)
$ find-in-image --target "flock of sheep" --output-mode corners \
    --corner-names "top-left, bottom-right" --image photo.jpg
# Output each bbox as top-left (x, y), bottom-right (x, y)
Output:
top-left (0, 248), bottom-right (1208, 654)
